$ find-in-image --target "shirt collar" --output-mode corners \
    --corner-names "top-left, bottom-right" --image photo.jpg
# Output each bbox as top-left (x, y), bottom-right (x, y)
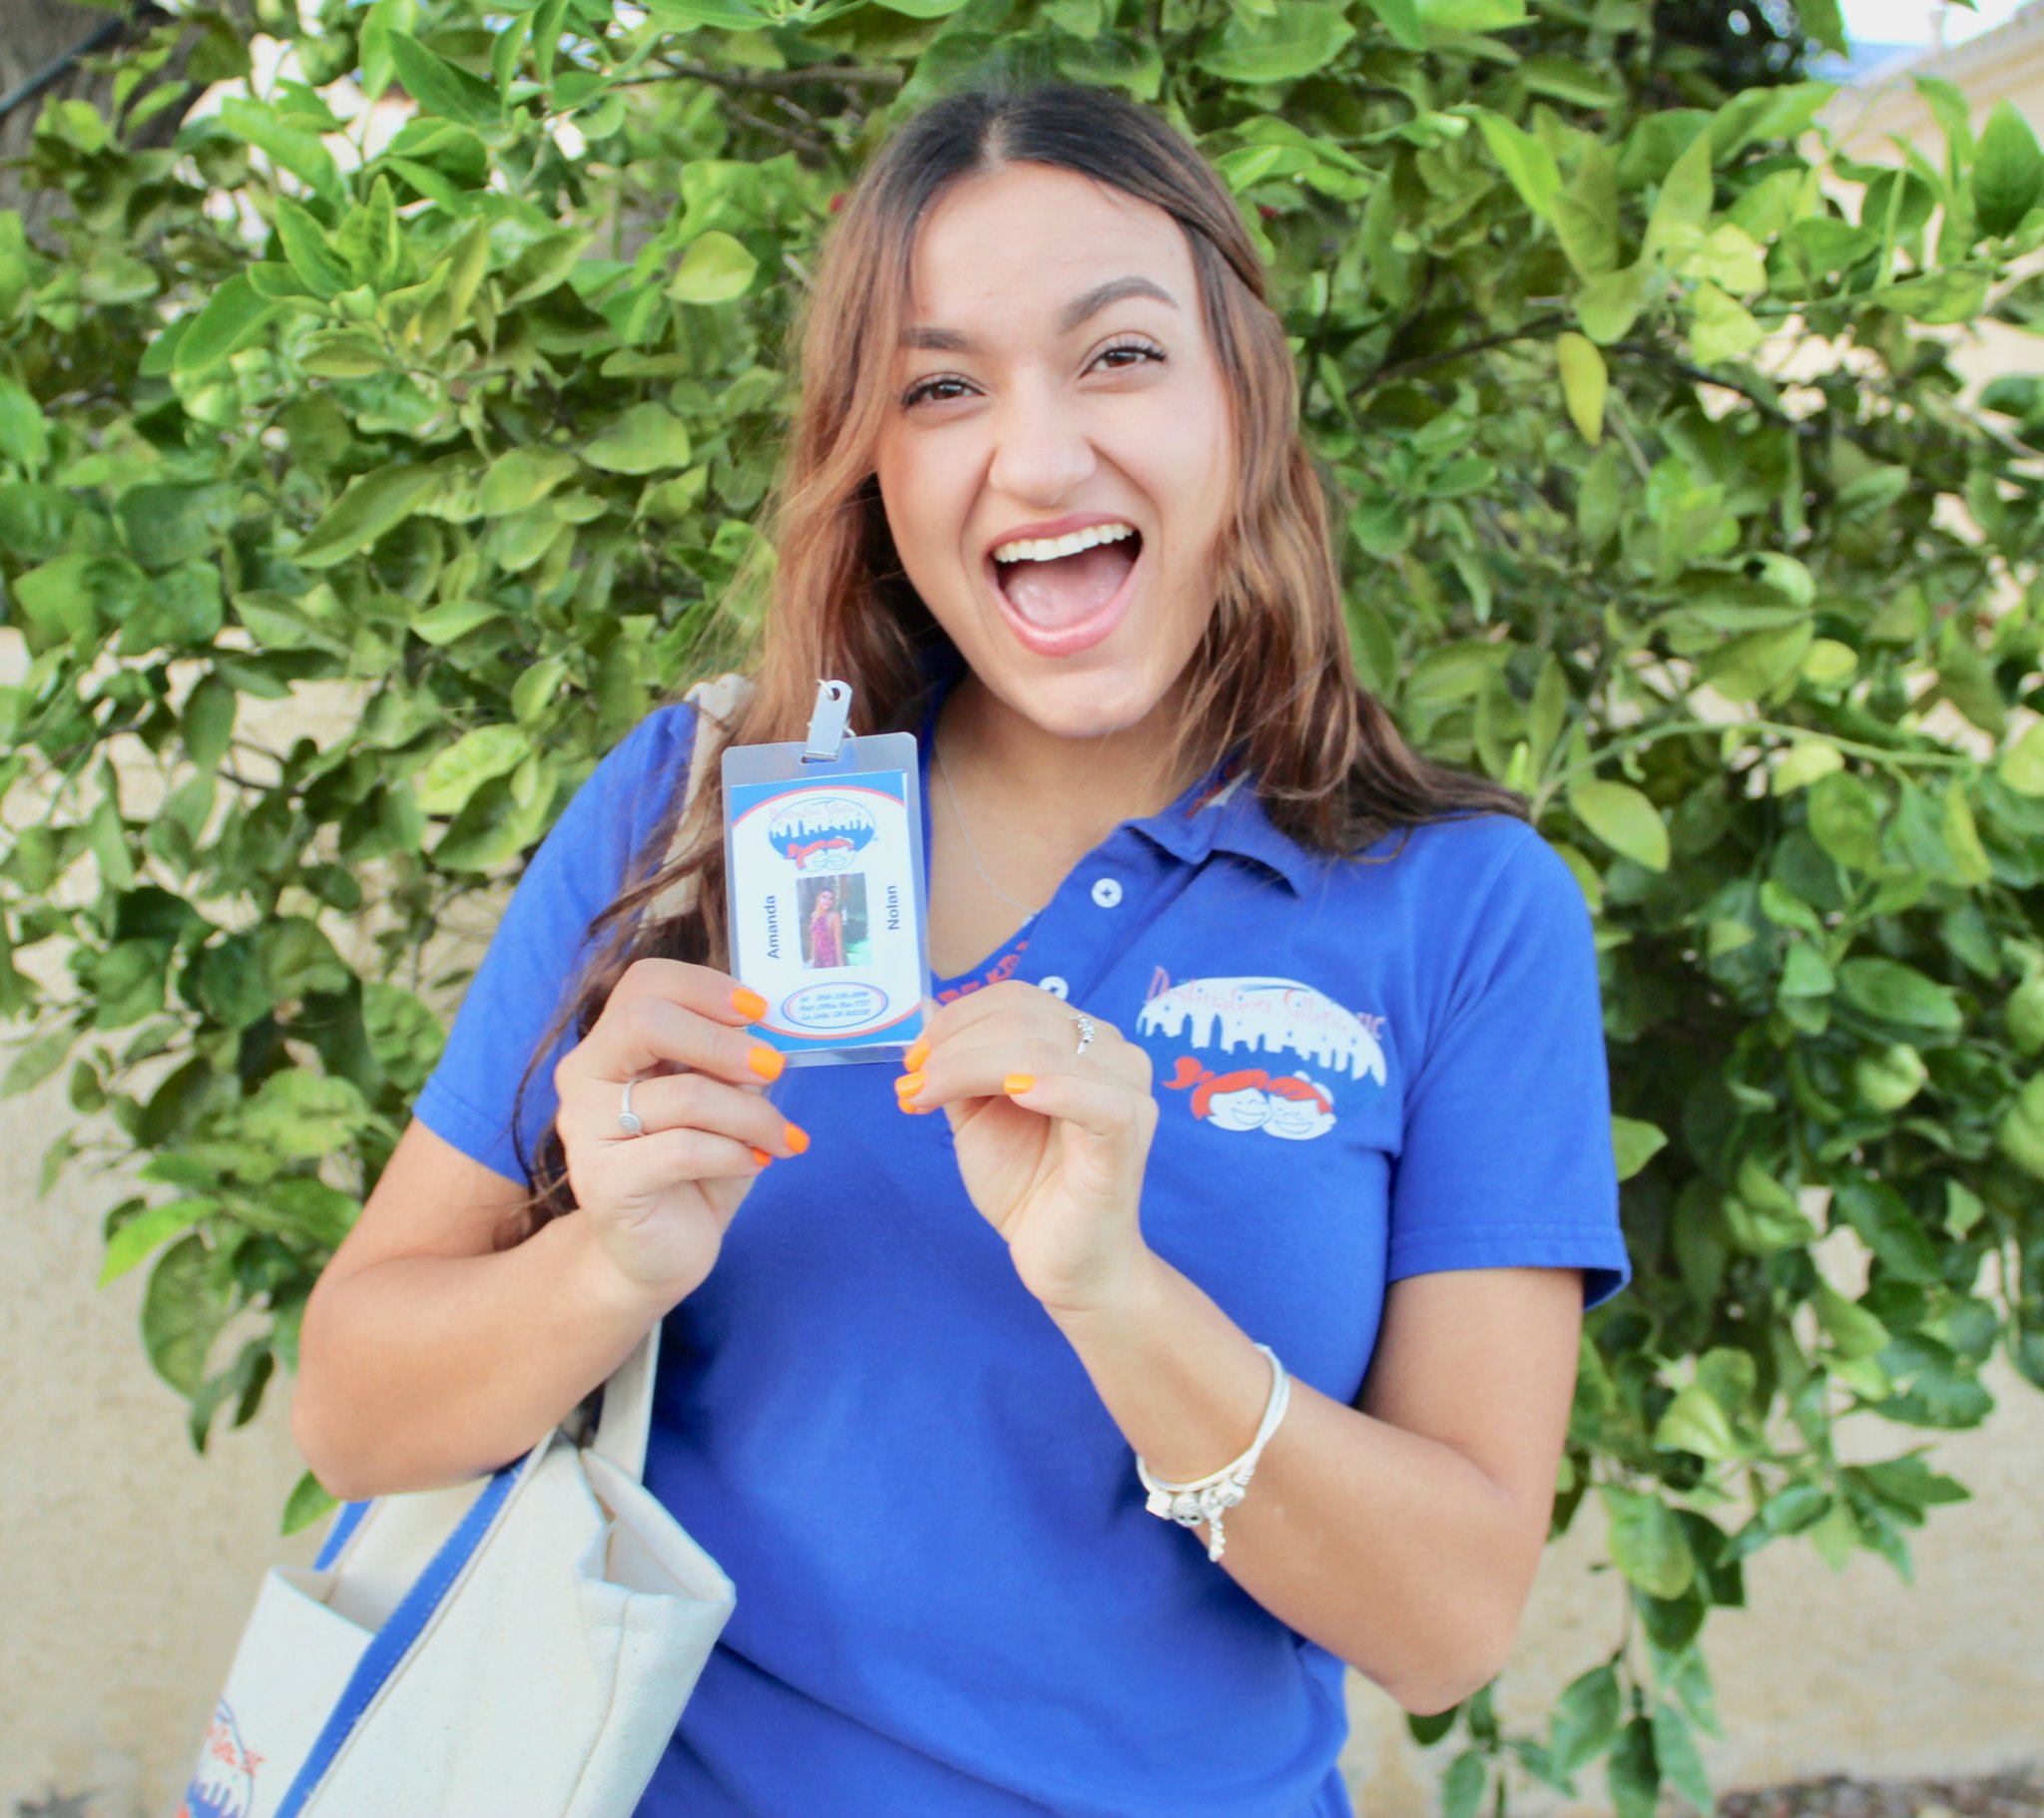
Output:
top-left (910, 647), bottom-right (1316, 896)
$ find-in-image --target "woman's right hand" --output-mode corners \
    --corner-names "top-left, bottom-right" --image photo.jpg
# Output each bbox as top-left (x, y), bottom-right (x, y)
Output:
top-left (553, 959), bottom-right (803, 1306)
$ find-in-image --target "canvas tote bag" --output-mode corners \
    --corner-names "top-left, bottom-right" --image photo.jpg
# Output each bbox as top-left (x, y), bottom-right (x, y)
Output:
top-left (181, 676), bottom-right (754, 1818)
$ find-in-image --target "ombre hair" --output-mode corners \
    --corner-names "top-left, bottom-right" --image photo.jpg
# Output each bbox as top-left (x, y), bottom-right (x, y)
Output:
top-left (498, 79), bottom-right (1523, 1242)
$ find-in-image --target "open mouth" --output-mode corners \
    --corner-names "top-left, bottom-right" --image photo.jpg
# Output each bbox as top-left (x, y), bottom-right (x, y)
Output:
top-left (986, 527), bottom-right (1144, 659)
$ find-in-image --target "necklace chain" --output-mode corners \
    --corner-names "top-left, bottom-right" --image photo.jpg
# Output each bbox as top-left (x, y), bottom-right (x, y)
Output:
top-left (932, 738), bottom-right (1045, 918)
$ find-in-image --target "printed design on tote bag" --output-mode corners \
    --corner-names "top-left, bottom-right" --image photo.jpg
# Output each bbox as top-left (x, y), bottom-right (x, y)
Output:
top-left (766, 792), bottom-right (877, 872)
top-left (1139, 973), bottom-right (1386, 1141)
top-left (179, 1700), bottom-right (261, 1818)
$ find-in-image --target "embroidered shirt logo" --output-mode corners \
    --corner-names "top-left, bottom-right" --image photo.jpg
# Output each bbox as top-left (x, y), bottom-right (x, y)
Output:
top-left (1140, 974), bottom-right (1386, 1141)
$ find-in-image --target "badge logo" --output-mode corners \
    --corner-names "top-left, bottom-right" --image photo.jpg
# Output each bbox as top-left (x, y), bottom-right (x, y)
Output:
top-left (765, 793), bottom-right (877, 872)
top-left (1139, 974), bottom-right (1386, 1141)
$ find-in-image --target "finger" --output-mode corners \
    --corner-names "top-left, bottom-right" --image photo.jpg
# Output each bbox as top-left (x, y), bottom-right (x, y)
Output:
top-left (960, 1060), bottom-right (1153, 1144)
top-left (897, 1033), bottom-right (1149, 1138)
top-left (563, 958), bottom-right (785, 1092)
top-left (571, 1069), bottom-right (810, 1158)
top-left (586, 1126), bottom-right (773, 1201)
top-left (906, 1007), bottom-right (1146, 1100)
top-left (917, 980), bottom-right (1052, 1050)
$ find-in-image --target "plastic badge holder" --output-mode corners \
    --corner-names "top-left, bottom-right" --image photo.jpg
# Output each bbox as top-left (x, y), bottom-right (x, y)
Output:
top-left (722, 680), bottom-right (932, 1067)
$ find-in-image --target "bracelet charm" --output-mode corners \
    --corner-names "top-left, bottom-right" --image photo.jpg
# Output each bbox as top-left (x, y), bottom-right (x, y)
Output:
top-left (1135, 1344), bottom-right (1290, 1563)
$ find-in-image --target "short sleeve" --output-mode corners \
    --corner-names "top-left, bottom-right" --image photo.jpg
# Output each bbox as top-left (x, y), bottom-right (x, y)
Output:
top-left (1387, 826), bottom-right (1631, 1310)
top-left (413, 703), bottom-right (698, 1187)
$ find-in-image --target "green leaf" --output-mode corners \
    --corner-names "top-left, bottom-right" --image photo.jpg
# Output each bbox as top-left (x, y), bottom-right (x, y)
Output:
top-left (1973, 100), bottom-right (2044, 238)
top-left (141, 1233), bottom-right (231, 1398)
top-left (4, 1024), bottom-right (76, 1098)
top-left (1650, 1700), bottom-right (1713, 1814)
top-left (1606, 1714), bottom-right (1661, 1818)
top-left (387, 31), bottom-right (503, 126)
top-left (100, 1197), bottom-right (216, 1287)
top-left (416, 722), bottom-right (530, 814)
top-left (1814, 1281), bottom-right (1891, 1359)
top-left (669, 230), bottom-right (760, 304)
top-left (1836, 958), bottom-right (1960, 1034)
top-left (282, 1468), bottom-right (341, 1536)
top-left (1577, 260), bottom-right (1650, 344)
top-left (1654, 1383), bottom-right (1740, 1459)
top-left (172, 273), bottom-right (280, 376)
top-left (273, 196), bottom-right (351, 299)
top-left (295, 464), bottom-right (442, 568)
top-left (1773, 740), bottom-right (1843, 794)
top-left (1196, 1), bottom-right (1354, 84)
top-left (1611, 1115), bottom-right (1666, 1180)
top-left (1356, 0), bottom-right (1427, 49)
top-left (1569, 778), bottom-right (1670, 871)
top-left (500, 229), bottom-right (591, 307)
top-left (242, 1070), bottom-right (375, 1161)
top-left (219, 96), bottom-right (342, 201)
top-left (1807, 771), bottom-right (1883, 872)
top-left (639, 0), bottom-right (767, 23)
top-left (0, 373), bottom-right (48, 471)
top-left (1555, 332), bottom-right (1606, 444)
top-left (1476, 112), bottom-right (1559, 221)
top-left (584, 403), bottom-right (694, 474)
top-left (1442, 1750), bottom-right (1488, 1818)
top-left (1690, 279), bottom-right (1765, 363)
top-left (1601, 1485), bottom-right (1695, 1597)
top-left (481, 446), bottom-right (580, 516)
top-left (1645, 127), bottom-right (1714, 261)
top-left (1550, 1663), bottom-right (1622, 1777)
top-left (1998, 722), bottom-right (2044, 796)
top-left (1831, 1177), bottom-right (1940, 1283)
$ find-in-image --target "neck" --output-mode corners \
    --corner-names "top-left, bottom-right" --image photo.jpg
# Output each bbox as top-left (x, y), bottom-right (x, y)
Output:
top-left (933, 674), bottom-right (1197, 835)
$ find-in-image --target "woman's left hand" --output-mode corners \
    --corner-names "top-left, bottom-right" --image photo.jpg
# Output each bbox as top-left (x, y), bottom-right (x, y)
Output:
top-left (898, 981), bottom-right (1158, 1318)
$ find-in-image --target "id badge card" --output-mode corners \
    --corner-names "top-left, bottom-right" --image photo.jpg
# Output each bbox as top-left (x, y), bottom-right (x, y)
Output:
top-left (722, 681), bottom-right (932, 1066)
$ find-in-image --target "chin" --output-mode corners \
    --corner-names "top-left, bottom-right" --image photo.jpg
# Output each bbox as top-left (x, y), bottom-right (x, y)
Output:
top-left (991, 661), bottom-right (1180, 742)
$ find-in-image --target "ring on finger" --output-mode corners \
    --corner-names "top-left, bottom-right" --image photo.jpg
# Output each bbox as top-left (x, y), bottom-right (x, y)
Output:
top-left (1071, 1012), bottom-right (1095, 1058)
top-left (618, 1077), bottom-right (646, 1136)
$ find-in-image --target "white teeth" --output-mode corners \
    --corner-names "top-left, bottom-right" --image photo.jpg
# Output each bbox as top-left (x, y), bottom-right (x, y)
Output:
top-left (992, 522), bottom-right (1137, 565)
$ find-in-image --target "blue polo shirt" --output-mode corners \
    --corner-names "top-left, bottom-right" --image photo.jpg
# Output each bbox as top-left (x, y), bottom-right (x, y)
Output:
top-left (414, 673), bottom-right (1630, 1818)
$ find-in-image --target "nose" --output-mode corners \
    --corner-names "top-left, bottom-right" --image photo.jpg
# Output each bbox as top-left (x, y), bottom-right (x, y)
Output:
top-left (986, 370), bottom-right (1097, 506)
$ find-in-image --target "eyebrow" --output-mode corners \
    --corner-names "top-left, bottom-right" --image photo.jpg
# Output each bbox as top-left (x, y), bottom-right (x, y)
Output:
top-left (899, 275), bottom-right (1180, 353)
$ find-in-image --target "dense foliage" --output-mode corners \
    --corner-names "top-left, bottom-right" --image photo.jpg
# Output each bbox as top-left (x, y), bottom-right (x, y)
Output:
top-left (4, 0), bottom-right (2043, 1807)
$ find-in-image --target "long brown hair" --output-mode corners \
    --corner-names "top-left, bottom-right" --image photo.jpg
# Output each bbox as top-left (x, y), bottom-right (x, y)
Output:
top-left (499, 79), bottom-right (1523, 1243)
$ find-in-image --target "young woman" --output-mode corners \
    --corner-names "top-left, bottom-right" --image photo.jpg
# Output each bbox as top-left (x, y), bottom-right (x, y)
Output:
top-left (292, 82), bottom-right (1630, 1817)
top-left (805, 884), bottom-right (844, 969)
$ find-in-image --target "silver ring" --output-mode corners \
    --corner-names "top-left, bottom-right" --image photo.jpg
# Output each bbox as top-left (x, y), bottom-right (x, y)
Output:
top-left (618, 1078), bottom-right (645, 1136)
top-left (1071, 1012), bottom-right (1095, 1058)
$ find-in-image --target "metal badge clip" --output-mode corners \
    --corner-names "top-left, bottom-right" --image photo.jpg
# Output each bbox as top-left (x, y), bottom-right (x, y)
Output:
top-left (801, 679), bottom-right (853, 763)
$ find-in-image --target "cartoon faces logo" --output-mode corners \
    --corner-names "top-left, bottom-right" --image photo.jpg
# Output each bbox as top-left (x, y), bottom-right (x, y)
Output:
top-left (766, 794), bottom-right (877, 872)
top-left (1141, 975), bottom-right (1385, 1141)
top-left (179, 1701), bottom-right (260, 1818)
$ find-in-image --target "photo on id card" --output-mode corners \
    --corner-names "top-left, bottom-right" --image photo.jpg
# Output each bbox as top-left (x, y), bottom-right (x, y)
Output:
top-left (723, 729), bottom-right (931, 1066)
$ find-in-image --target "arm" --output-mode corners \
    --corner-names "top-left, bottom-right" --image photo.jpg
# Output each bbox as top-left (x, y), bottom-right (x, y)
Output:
top-left (1050, 1257), bottom-right (1582, 1714)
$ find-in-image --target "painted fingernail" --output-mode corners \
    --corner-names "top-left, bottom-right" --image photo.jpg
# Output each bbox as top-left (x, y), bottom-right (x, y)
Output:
top-left (893, 1071), bottom-right (925, 1098)
top-left (783, 1122), bottom-right (809, 1154)
top-left (903, 1038), bottom-right (930, 1072)
top-left (1004, 1074), bottom-right (1036, 1094)
top-left (732, 985), bottom-right (769, 1021)
top-left (750, 1146), bottom-right (772, 1166)
top-left (748, 1044), bottom-right (784, 1082)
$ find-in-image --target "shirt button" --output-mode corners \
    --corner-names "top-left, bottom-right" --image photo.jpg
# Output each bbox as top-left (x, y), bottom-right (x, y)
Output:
top-left (1039, 975), bottom-right (1070, 999)
top-left (1090, 877), bottom-right (1123, 908)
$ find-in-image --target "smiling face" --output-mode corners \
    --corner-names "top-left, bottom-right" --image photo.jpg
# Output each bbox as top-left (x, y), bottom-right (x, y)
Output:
top-left (871, 162), bottom-right (1238, 741)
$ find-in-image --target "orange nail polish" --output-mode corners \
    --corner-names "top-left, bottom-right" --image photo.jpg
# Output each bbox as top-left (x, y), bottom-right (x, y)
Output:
top-left (748, 1044), bottom-right (784, 1082)
top-left (893, 1070), bottom-right (925, 1097)
top-left (750, 1147), bottom-right (772, 1166)
top-left (732, 985), bottom-right (768, 1021)
top-left (903, 1038), bottom-right (930, 1073)
top-left (1004, 1074), bottom-right (1036, 1094)
top-left (783, 1122), bottom-right (810, 1154)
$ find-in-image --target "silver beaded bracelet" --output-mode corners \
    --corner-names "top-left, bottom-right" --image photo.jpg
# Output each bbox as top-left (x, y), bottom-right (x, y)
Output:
top-left (1136, 1344), bottom-right (1291, 1563)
